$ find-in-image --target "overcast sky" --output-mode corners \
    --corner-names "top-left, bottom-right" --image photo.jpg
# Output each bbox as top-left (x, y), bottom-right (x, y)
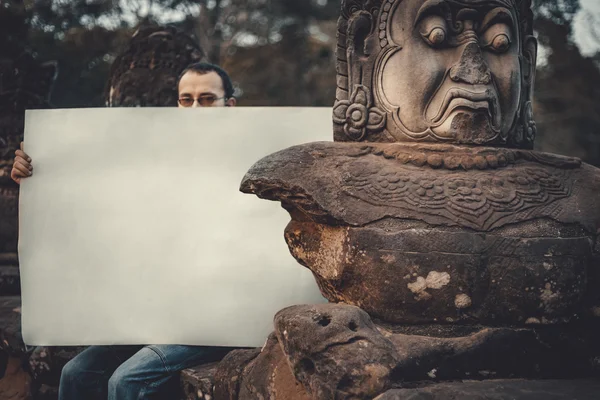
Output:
top-left (574, 0), bottom-right (600, 55)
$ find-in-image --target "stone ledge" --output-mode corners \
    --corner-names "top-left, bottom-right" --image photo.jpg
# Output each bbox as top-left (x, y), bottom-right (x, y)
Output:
top-left (0, 266), bottom-right (20, 296)
top-left (180, 362), bottom-right (219, 400)
top-left (0, 297), bottom-right (23, 357)
top-left (376, 379), bottom-right (600, 399)
top-left (28, 346), bottom-right (85, 387)
top-left (0, 254), bottom-right (18, 266)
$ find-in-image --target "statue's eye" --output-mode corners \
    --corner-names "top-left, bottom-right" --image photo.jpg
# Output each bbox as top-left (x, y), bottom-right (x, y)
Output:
top-left (490, 34), bottom-right (510, 53)
top-left (419, 15), bottom-right (447, 48)
top-left (427, 27), bottom-right (446, 46)
top-left (482, 23), bottom-right (512, 54)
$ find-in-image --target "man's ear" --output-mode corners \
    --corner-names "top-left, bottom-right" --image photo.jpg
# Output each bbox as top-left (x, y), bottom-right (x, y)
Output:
top-left (523, 35), bottom-right (537, 88)
top-left (226, 98), bottom-right (237, 107)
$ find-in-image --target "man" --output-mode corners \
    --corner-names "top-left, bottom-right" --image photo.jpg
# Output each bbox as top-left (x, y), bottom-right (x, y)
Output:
top-left (11, 62), bottom-right (237, 400)
top-left (177, 62), bottom-right (236, 108)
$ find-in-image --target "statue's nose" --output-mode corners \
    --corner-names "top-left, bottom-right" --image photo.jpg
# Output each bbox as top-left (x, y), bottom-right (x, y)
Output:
top-left (449, 42), bottom-right (492, 85)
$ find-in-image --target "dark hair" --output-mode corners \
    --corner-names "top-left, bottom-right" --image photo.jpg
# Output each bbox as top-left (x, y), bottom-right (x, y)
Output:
top-left (177, 62), bottom-right (235, 99)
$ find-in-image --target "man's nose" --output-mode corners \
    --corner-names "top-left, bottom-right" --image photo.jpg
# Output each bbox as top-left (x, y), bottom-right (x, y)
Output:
top-left (449, 42), bottom-right (492, 85)
top-left (191, 99), bottom-right (200, 108)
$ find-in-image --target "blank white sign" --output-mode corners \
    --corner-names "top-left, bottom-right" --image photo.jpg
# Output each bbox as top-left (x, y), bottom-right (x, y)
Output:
top-left (19, 108), bottom-right (329, 347)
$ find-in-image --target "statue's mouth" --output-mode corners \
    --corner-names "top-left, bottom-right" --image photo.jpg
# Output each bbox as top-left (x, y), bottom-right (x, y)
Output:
top-left (428, 87), bottom-right (501, 132)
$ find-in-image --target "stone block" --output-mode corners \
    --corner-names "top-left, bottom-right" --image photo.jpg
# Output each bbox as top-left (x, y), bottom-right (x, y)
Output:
top-left (376, 379), bottom-right (600, 400)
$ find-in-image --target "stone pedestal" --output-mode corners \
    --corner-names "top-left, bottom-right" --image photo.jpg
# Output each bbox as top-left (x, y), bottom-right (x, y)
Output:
top-left (377, 380), bottom-right (600, 400)
top-left (214, 0), bottom-right (600, 397)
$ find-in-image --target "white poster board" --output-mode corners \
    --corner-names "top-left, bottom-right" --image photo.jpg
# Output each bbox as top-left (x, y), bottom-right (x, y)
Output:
top-left (19, 108), bottom-right (330, 347)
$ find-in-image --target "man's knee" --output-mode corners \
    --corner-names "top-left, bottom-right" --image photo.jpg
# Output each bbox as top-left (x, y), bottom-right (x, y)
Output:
top-left (107, 367), bottom-right (131, 393)
top-left (60, 357), bottom-right (84, 383)
top-left (107, 347), bottom-right (169, 397)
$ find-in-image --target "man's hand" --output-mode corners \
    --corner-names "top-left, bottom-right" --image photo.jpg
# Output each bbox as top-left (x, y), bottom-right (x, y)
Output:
top-left (11, 142), bottom-right (33, 185)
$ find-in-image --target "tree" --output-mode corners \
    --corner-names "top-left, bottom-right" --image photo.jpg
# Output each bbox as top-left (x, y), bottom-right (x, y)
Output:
top-left (532, 0), bottom-right (600, 166)
top-left (3, 0), bottom-right (599, 164)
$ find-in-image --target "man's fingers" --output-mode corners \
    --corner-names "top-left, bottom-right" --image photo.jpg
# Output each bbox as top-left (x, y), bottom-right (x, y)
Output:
top-left (10, 171), bottom-right (21, 184)
top-left (14, 156), bottom-right (32, 170)
top-left (15, 149), bottom-right (31, 162)
top-left (13, 161), bottom-right (32, 177)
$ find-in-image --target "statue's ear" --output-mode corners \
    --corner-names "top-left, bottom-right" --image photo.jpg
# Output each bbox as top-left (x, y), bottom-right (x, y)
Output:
top-left (346, 11), bottom-right (376, 86)
top-left (347, 11), bottom-right (374, 59)
top-left (518, 35), bottom-right (538, 148)
top-left (522, 35), bottom-right (537, 90)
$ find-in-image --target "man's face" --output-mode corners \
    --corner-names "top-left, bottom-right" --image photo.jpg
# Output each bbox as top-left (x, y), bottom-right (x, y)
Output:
top-left (375, 0), bottom-right (523, 144)
top-left (177, 71), bottom-right (236, 108)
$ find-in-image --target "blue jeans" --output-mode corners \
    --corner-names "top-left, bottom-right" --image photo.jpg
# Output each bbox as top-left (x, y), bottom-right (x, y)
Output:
top-left (59, 345), bottom-right (232, 400)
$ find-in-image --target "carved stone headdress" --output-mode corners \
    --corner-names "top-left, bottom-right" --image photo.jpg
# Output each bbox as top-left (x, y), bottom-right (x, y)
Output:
top-left (333, 0), bottom-right (536, 148)
top-left (106, 25), bottom-right (205, 107)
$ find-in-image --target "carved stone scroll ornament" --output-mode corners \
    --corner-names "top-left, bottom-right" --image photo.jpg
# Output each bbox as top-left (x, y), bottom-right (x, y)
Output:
top-left (333, 85), bottom-right (386, 140)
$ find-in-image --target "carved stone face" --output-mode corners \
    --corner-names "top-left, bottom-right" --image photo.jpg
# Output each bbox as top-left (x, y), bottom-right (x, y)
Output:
top-left (333, 0), bottom-right (537, 147)
top-left (376, 0), bottom-right (525, 144)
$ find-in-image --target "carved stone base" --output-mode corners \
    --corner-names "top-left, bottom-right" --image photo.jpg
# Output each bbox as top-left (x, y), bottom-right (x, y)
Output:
top-left (180, 362), bottom-right (219, 400)
top-left (213, 304), bottom-right (600, 399)
top-left (241, 142), bottom-right (600, 326)
top-left (0, 357), bottom-right (31, 400)
top-left (376, 379), bottom-right (600, 400)
top-left (0, 297), bottom-right (87, 400)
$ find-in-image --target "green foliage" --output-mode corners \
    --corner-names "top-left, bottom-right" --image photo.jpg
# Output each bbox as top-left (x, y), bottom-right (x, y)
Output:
top-left (532, 0), bottom-right (600, 165)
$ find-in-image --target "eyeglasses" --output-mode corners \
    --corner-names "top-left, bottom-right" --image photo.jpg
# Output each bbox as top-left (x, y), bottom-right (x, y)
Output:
top-left (178, 95), bottom-right (225, 107)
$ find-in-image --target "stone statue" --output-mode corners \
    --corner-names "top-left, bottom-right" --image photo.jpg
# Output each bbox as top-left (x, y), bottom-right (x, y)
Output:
top-left (105, 25), bottom-right (205, 107)
top-left (202, 0), bottom-right (600, 398)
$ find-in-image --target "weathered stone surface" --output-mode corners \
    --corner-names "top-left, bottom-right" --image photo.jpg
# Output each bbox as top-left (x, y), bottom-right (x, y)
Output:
top-left (35, 385), bottom-right (58, 400)
top-left (213, 305), bottom-right (600, 398)
top-left (375, 379), bottom-right (600, 400)
top-left (0, 295), bottom-right (86, 399)
top-left (0, 357), bottom-right (31, 400)
top-left (213, 347), bottom-right (261, 399)
top-left (386, 323), bottom-right (600, 381)
top-left (230, 0), bottom-right (600, 399)
top-left (235, 334), bottom-right (311, 400)
top-left (213, 336), bottom-right (310, 400)
top-left (332, 0), bottom-right (537, 149)
top-left (274, 304), bottom-right (398, 399)
top-left (242, 142), bottom-right (600, 325)
top-left (181, 362), bottom-right (219, 400)
top-left (0, 351), bottom-right (6, 381)
top-left (28, 346), bottom-right (85, 388)
top-left (240, 0), bottom-right (600, 325)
